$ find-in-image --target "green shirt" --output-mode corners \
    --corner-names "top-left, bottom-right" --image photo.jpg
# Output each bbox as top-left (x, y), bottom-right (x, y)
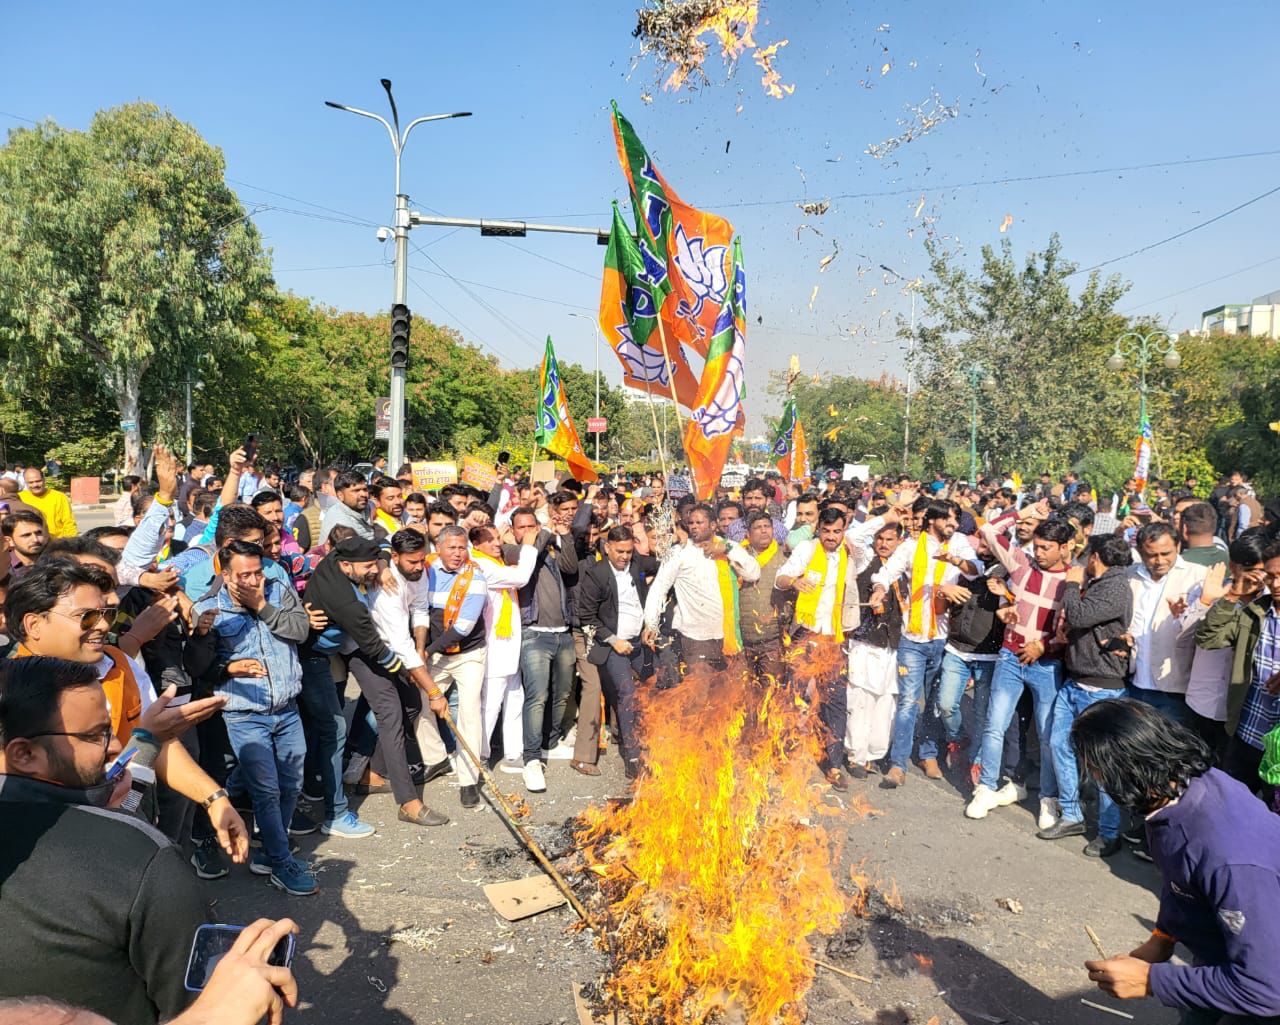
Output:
top-left (1181, 544), bottom-right (1229, 569)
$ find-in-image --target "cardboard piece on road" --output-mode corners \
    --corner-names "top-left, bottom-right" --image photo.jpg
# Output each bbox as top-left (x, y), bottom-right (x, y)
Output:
top-left (410, 460), bottom-right (457, 492)
top-left (460, 456), bottom-right (499, 492)
top-left (530, 459), bottom-right (557, 486)
top-left (483, 875), bottom-right (566, 921)
top-left (573, 985), bottom-right (629, 1025)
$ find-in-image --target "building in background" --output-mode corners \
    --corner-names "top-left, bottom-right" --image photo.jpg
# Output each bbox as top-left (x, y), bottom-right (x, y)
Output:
top-left (1201, 289), bottom-right (1280, 336)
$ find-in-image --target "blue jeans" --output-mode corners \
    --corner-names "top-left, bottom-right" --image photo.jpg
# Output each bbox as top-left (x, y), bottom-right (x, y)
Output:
top-left (297, 657), bottom-right (347, 821)
top-left (936, 651), bottom-right (995, 749)
top-left (889, 637), bottom-right (946, 770)
top-left (222, 704), bottom-right (305, 868)
top-left (1050, 681), bottom-right (1122, 838)
top-left (977, 649), bottom-right (1062, 796)
top-left (1127, 686), bottom-right (1195, 729)
top-left (520, 629), bottom-right (576, 764)
top-left (967, 661), bottom-right (1017, 773)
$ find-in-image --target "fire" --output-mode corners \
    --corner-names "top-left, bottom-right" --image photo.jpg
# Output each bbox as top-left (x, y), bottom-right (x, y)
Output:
top-left (634, 0), bottom-right (793, 98)
top-left (576, 666), bottom-right (847, 1025)
top-left (911, 952), bottom-right (935, 974)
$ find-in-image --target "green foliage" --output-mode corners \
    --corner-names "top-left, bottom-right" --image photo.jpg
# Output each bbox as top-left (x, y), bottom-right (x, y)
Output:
top-left (46, 431), bottom-right (122, 478)
top-left (907, 235), bottom-right (1134, 474)
top-left (1205, 341), bottom-right (1280, 495)
top-left (0, 102), bottom-right (272, 473)
top-left (767, 371), bottom-right (905, 475)
top-left (1072, 448), bottom-right (1135, 498)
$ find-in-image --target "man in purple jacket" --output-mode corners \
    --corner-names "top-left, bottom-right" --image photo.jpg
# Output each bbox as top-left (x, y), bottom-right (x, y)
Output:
top-left (1074, 699), bottom-right (1280, 1024)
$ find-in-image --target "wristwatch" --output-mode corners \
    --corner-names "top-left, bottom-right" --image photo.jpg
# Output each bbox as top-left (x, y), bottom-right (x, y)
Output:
top-left (200, 787), bottom-right (229, 810)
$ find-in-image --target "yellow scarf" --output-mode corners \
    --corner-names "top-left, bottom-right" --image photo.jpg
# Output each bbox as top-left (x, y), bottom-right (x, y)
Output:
top-left (742, 539), bottom-right (778, 567)
top-left (907, 533), bottom-right (949, 638)
top-left (470, 550), bottom-right (513, 639)
top-left (374, 508), bottom-right (401, 536)
top-left (793, 542), bottom-right (848, 642)
top-left (716, 557), bottom-right (743, 657)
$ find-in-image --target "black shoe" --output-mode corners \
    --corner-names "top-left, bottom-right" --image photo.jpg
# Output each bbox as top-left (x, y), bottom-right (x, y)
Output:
top-left (190, 837), bottom-right (229, 880)
top-left (420, 758), bottom-right (452, 785)
top-left (825, 768), bottom-right (849, 792)
top-left (460, 784), bottom-right (480, 809)
top-left (1131, 839), bottom-right (1154, 863)
top-left (1036, 818), bottom-right (1086, 841)
top-left (847, 763), bottom-right (868, 780)
top-left (288, 809), bottom-right (319, 836)
top-left (1122, 825), bottom-right (1144, 845)
top-left (1085, 836), bottom-right (1122, 858)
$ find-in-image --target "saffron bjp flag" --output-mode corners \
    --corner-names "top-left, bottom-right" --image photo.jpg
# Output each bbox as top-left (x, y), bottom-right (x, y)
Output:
top-left (599, 201), bottom-right (701, 408)
top-left (611, 101), bottom-right (735, 358)
top-left (789, 414), bottom-right (811, 483)
top-left (535, 336), bottom-right (598, 483)
top-left (684, 238), bottom-right (747, 500)
top-left (771, 396), bottom-right (811, 481)
top-left (1133, 416), bottom-right (1153, 493)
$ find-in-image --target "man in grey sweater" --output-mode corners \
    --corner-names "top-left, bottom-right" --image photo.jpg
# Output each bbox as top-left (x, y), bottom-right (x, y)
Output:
top-left (1041, 532), bottom-right (1134, 856)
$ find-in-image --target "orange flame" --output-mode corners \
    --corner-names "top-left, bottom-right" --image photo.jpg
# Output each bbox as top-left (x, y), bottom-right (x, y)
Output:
top-left (647, 1), bottom-right (793, 99)
top-left (577, 666), bottom-right (847, 1025)
top-left (911, 952), bottom-right (935, 974)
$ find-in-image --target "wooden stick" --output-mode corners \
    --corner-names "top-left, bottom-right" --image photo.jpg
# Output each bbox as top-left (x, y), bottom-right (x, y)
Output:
top-left (1084, 925), bottom-right (1109, 960)
top-left (804, 956), bottom-right (873, 984)
top-left (642, 385), bottom-right (670, 480)
top-left (437, 704), bottom-right (596, 930)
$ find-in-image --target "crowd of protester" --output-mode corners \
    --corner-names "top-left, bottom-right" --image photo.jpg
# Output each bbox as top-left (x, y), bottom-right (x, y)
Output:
top-left (1, 450), bottom-right (1278, 1024)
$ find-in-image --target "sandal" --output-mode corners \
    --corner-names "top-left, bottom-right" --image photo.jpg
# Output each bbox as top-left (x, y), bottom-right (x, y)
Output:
top-left (570, 760), bottom-right (601, 777)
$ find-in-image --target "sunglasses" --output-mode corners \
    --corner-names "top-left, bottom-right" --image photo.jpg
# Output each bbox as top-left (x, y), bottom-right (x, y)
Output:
top-left (48, 607), bottom-right (117, 631)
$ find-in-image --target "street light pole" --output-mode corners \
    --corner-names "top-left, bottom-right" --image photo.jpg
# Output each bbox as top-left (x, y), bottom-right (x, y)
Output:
top-left (1106, 329), bottom-right (1181, 429)
top-left (568, 312), bottom-right (602, 463)
top-left (962, 363), bottom-right (996, 486)
top-left (326, 80), bottom-right (471, 473)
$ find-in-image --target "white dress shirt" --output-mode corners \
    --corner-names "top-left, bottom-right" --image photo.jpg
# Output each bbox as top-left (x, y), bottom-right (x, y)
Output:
top-left (371, 562), bottom-right (431, 671)
top-left (776, 539), bottom-right (843, 636)
top-left (475, 545), bottom-right (538, 677)
top-left (870, 531), bottom-right (980, 644)
top-left (643, 541), bottom-right (761, 641)
top-left (613, 564), bottom-right (645, 640)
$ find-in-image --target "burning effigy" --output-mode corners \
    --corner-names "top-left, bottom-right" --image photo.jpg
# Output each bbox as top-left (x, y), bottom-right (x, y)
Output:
top-left (574, 662), bottom-right (855, 1025)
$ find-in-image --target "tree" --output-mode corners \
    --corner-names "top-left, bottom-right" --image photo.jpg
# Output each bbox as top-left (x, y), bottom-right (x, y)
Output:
top-left (906, 235), bottom-right (1134, 474)
top-left (1205, 340), bottom-right (1280, 496)
top-left (0, 102), bottom-right (271, 473)
top-left (769, 371), bottom-right (906, 475)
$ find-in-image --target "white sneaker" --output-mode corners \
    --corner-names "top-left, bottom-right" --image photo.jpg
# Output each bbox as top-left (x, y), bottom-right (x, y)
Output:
top-left (994, 781), bottom-right (1023, 807)
top-left (546, 739), bottom-right (576, 761)
top-left (498, 757), bottom-right (524, 775)
top-left (965, 784), bottom-right (1002, 820)
top-left (522, 760), bottom-right (547, 793)
top-left (1038, 797), bottom-right (1060, 831)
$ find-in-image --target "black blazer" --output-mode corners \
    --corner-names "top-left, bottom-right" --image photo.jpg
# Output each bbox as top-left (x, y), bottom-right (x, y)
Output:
top-left (577, 553), bottom-right (659, 665)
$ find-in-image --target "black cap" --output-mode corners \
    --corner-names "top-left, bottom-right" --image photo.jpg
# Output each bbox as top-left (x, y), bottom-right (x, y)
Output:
top-left (332, 536), bottom-right (382, 562)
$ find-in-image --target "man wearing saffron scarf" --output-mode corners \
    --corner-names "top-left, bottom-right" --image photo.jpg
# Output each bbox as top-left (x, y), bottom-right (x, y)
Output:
top-left (642, 504), bottom-right (761, 674)
top-left (777, 506), bottom-right (858, 790)
top-left (417, 525), bottom-right (489, 810)
top-left (469, 523), bottom-right (539, 775)
top-left (738, 510), bottom-right (788, 686)
top-left (870, 500), bottom-right (980, 787)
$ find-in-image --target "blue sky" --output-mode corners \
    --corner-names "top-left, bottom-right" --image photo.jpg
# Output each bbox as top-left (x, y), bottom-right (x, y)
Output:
top-left (4, 1), bottom-right (1279, 432)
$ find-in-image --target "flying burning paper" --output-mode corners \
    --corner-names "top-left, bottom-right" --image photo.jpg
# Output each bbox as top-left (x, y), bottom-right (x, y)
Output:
top-left (999, 213), bottom-right (1014, 233)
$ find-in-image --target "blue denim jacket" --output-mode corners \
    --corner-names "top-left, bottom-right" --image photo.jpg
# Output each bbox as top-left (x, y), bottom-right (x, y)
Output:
top-left (193, 577), bottom-right (308, 713)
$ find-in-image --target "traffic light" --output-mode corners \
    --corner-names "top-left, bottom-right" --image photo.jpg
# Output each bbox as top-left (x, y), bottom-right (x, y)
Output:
top-left (390, 303), bottom-right (411, 370)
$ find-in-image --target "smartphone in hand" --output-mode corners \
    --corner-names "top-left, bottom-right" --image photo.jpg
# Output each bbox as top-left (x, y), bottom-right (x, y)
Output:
top-left (184, 923), bottom-right (295, 992)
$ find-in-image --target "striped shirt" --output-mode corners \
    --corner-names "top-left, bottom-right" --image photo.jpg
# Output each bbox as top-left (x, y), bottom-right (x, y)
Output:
top-left (1237, 607), bottom-right (1280, 750)
top-left (980, 508), bottom-right (1069, 658)
top-left (425, 560), bottom-right (489, 654)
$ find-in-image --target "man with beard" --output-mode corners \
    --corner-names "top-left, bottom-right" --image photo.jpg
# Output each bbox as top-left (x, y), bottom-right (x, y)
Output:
top-left (370, 478), bottom-right (405, 537)
top-left (737, 510), bottom-right (788, 686)
top-left (724, 478), bottom-right (788, 544)
top-left (870, 499), bottom-right (980, 787)
top-left (2, 510), bottom-right (47, 583)
top-left (0, 657), bottom-right (209, 1024)
top-left (318, 470), bottom-right (374, 545)
top-left (304, 536), bottom-right (448, 827)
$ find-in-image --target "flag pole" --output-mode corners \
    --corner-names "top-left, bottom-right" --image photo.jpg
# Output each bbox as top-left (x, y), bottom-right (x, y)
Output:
top-left (643, 386), bottom-right (670, 480)
top-left (654, 314), bottom-right (700, 497)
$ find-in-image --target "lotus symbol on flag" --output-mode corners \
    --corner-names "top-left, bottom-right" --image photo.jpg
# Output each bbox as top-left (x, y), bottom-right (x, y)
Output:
top-left (673, 224), bottom-right (728, 325)
top-left (614, 315), bottom-right (672, 386)
top-left (691, 322), bottom-right (745, 439)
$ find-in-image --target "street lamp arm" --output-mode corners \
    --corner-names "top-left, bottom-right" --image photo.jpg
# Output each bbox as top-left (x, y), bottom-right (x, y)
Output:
top-left (324, 100), bottom-right (399, 153)
top-left (402, 111), bottom-right (473, 143)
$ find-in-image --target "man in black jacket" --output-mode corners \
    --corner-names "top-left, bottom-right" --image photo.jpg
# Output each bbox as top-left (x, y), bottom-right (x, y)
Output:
top-left (1042, 532), bottom-right (1134, 856)
top-left (577, 526), bottom-right (658, 777)
top-left (0, 657), bottom-right (208, 1024)
top-left (302, 537), bottom-right (447, 827)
